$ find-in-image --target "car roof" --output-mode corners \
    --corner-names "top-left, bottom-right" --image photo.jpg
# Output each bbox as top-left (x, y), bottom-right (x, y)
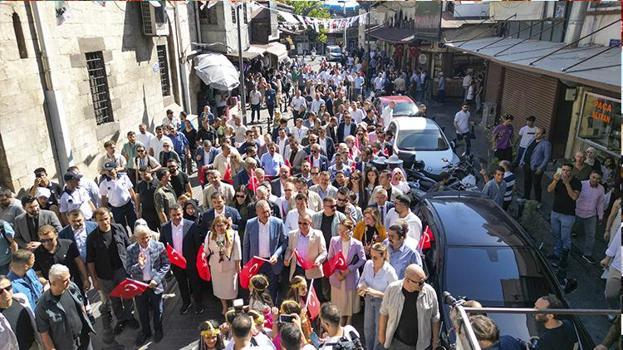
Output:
top-left (425, 193), bottom-right (527, 247)
top-left (379, 95), bottom-right (415, 104)
top-left (392, 116), bottom-right (439, 131)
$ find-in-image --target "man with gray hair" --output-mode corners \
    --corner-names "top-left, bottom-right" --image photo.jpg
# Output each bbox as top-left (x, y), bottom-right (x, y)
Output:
top-left (35, 264), bottom-right (94, 350)
top-left (242, 200), bottom-right (287, 301)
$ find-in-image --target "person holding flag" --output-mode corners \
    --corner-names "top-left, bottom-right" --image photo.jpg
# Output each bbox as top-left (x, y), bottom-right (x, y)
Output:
top-left (284, 213), bottom-right (327, 283)
top-left (327, 219), bottom-right (366, 326)
top-left (242, 200), bottom-right (288, 302)
top-left (160, 204), bottom-right (204, 315)
top-left (126, 225), bottom-right (170, 345)
top-left (202, 215), bottom-right (241, 315)
top-left (357, 243), bottom-right (398, 350)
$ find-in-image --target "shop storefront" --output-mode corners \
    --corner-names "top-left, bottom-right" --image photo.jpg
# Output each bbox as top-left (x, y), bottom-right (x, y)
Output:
top-left (575, 92), bottom-right (621, 157)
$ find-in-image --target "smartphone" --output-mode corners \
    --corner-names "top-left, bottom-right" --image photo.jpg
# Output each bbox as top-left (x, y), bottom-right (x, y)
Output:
top-left (555, 167), bottom-right (562, 177)
top-left (309, 332), bottom-right (321, 348)
top-left (279, 314), bottom-right (295, 323)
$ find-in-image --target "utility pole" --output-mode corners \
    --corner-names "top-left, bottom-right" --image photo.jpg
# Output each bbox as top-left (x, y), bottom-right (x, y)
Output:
top-left (343, 1), bottom-right (347, 49)
top-left (367, 2), bottom-right (371, 82)
top-left (236, 4), bottom-right (247, 123)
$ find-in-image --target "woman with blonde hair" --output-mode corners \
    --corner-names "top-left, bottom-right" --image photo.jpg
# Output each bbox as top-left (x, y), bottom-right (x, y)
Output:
top-left (202, 215), bottom-right (241, 314)
top-left (270, 300), bottom-right (313, 347)
top-left (327, 219), bottom-right (366, 326)
top-left (353, 208), bottom-right (386, 257)
top-left (286, 276), bottom-right (308, 307)
top-left (357, 243), bottom-right (398, 350)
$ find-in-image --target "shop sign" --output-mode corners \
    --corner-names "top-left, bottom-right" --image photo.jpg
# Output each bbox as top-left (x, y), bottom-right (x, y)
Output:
top-left (577, 92), bottom-right (621, 155)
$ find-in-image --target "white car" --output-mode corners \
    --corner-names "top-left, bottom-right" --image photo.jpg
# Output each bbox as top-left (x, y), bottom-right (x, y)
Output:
top-left (326, 45), bottom-right (343, 61)
top-left (388, 117), bottom-right (460, 178)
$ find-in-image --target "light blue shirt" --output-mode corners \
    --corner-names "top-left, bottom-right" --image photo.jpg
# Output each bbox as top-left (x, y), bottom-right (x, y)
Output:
top-left (9, 269), bottom-right (43, 310)
top-left (0, 221), bottom-right (14, 266)
top-left (260, 152), bottom-right (285, 177)
top-left (386, 241), bottom-right (422, 279)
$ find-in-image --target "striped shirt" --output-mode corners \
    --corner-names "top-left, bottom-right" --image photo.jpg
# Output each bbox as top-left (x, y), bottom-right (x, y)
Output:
top-left (503, 171), bottom-right (516, 202)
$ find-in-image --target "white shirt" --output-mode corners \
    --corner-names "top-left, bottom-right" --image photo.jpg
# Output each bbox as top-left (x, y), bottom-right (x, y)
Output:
top-left (518, 125), bottom-right (537, 148)
top-left (140, 245), bottom-right (152, 281)
top-left (73, 226), bottom-right (88, 261)
top-left (605, 227), bottom-right (621, 272)
top-left (285, 208), bottom-right (315, 233)
top-left (258, 220), bottom-right (270, 258)
top-left (358, 260), bottom-right (398, 294)
top-left (291, 96), bottom-right (307, 112)
top-left (99, 174), bottom-right (133, 207)
top-left (136, 131), bottom-right (154, 149)
top-left (454, 110), bottom-right (471, 134)
top-left (320, 325), bottom-right (360, 350)
top-left (354, 76), bottom-right (364, 89)
top-left (293, 126), bottom-right (308, 144)
top-left (352, 108), bottom-right (365, 124)
top-left (462, 74), bottom-right (472, 88)
top-left (59, 187), bottom-right (93, 219)
top-left (233, 124), bottom-right (248, 144)
top-left (310, 98), bottom-right (325, 114)
top-left (381, 106), bottom-right (393, 130)
top-left (172, 220), bottom-right (184, 252)
top-left (374, 76), bottom-right (384, 90)
top-left (149, 135), bottom-right (173, 160)
top-left (295, 232), bottom-right (310, 263)
top-left (249, 90), bottom-right (262, 105)
top-left (161, 116), bottom-right (181, 130)
top-left (384, 208), bottom-right (423, 242)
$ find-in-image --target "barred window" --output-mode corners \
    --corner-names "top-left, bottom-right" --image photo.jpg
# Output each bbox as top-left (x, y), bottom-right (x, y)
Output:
top-left (157, 45), bottom-right (171, 97)
top-left (85, 51), bottom-right (114, 125)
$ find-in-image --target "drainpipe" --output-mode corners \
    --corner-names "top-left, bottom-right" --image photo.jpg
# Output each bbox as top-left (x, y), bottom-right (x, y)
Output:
top-left (194, 1), bottom-right (202, 43)
top-left (173, 4), bottom-right (192, 113)
top-left (563, 2), bottom-right (588, 46)
top-left (30, 2), bottom-right (72, 181)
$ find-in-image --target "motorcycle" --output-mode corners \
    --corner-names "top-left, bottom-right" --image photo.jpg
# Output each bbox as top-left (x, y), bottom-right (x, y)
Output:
top-left (405, 156), bottom-right (479, 201)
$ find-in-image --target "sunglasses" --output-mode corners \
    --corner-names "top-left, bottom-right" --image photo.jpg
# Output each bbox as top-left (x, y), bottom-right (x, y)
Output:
top-left (40, 238), bottom-right (54, 244)
top-left (405, 277), bottom-right (426, 287)
top-left (298, 222), bottom-right (310, 226)
top-left (311, 172), bottom-right (319, 175)
top-left (351, 177), bottom-right (360, 181)
top-left (0, 285), bottom-right (11, 294)
top-left (137, 149), bottom-right (145, 153)
top-left (236, 194), bottom-right (246, 198)
top-left (336, 198), bottom-right (347, 202)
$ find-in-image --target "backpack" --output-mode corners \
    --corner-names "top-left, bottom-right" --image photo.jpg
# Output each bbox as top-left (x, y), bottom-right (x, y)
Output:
top-left (330, 330), bottom-right (363, 350)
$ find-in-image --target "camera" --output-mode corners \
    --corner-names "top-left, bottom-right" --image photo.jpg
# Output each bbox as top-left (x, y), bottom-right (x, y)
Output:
top-left (278, 314), bottom-right (295, 323)
top-left (233, 299), bottom-right (244, 315)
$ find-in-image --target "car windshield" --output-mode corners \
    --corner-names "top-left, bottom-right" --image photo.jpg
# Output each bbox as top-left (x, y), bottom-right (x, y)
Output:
top-left (393, 102), bottom-right (418, 115)
top-left (444, 247), bottom-right (557, 307)
top-left (329, 48), bottom-right (341, 53)
top-left (397, 128), bottom-right (449, 151)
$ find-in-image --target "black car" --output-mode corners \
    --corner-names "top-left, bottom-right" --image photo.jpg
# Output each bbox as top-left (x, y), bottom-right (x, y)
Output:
top-left (413, 192), bottom-right (594, 349)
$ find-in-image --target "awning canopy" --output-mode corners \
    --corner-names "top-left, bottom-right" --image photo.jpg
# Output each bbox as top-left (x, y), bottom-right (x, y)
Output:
top-left (225, 50), bottom-right (262, 61)
top-left (265, 42), bottom-right (289, 61)
top-left (446, 37), bottom-right (620, 92)
top-left (368, 26), bottom-right (415, 44)
top-left (194, 53), bottom-right (240, 91)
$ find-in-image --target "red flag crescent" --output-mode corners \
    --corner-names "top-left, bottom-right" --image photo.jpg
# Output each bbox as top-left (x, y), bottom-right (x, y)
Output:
top-left (166, 243), bottom-right (187, 269)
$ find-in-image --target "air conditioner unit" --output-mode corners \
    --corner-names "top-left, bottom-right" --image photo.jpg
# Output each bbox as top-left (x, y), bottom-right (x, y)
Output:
top-left (140, 1), bottom-right (169, 36)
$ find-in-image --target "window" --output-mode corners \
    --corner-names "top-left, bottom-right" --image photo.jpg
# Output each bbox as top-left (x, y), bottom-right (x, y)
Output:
top-left (231, 4), bottom-right (237, 24)
top-left (200, 3), bottom-right (218, 24)
top-left (577, 92), bottom-right (621, 156)
top-left (397, 128), bottom-right (449, 151)
top-left (12, 13), bottom-right (28, 59)
top-left (85, 51), bottom-right (114, 125)
top-left (157, 45), bottom-right (171, 97)
top-left (243, 4), bottom-right (248, 24)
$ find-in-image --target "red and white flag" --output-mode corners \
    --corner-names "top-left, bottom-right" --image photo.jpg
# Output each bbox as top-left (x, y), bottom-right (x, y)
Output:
top-left (305, 281), bottom-right (321, 320)
top-left (166, 243), bottom-right (187, 269)
top-left (109, 279), bottom-right (149, 299)
top-left (247, 171), bottom-right (260, 194)
top-left (322, 251), bottom-right (347, 277)
top-left (240, 256), bottom-right (266, 289)
top-left (417, 225), bottom-right (435, 252)
top-left (196, 244), bottom-right (211, 281)
top-left (294, 249), bottom-right (315, 270)
top-left (223, 163), bottom-right (233, 185)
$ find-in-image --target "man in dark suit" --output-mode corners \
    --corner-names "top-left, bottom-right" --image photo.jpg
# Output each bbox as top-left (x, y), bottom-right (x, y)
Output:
top-left (336, 113), bottom-right (356, 143)
top-left (159, 204), bottom-right (204, 315)
top-left (200, 192), bottom-right (242, 232)
top-left (242, 200), bottom-right (288, 302)
top-left (317, 127), bottom-right (336, 161)
top-left (285, 140), bottom-right (308, 174)
top-left (58, 209), bottom-right (98, 262)
top-left (234, 158), bottom-right (258, 190)
top-left (246, 186), bottom-right (282, 220)
top-left (307, 144), bottom-right (330, 172)
top-left (14, 195), bottom-right (62, 250)
top-left (270, 166), bottom-right (291, 198)
top-left (368, 187), bottom-right (395, 225)
top-left (195, 140), bottom-right (221, 188)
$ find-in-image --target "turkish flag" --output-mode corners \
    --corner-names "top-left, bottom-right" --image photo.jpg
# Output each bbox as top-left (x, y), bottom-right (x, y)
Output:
top-left (223, 164), bottom-right (233, 185)
top-left (240, 257), bottom-right (266, 289)
top-left (322, 251), bottom-right (347, 277)
top-left (294, 249), bottom-right (315, 270)
top-left (196, 244), bottom-right (211, 281)
top-left (166, 244), bottom-right (187, 269)
top-left (417, 225), bottom-right (435, 252)
top-left (247, 173), bottom-right (259, 194)
top-left (109, 279), bottom-right (149, 299)
top-left (306, 283), bottom-right (321, 320)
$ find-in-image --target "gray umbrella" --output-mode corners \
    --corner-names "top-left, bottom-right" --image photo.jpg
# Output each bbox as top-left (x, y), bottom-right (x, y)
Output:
top-left (194, 53), bottom-right (240, 91)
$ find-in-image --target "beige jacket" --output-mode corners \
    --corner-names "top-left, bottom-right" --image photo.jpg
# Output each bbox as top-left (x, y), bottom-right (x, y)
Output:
top-left (284, 229), bottom-right (327, 281)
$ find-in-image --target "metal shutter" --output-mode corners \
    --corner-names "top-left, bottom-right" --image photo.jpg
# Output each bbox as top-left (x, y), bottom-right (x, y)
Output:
top-left (500, 68), bottom-right (559, 131)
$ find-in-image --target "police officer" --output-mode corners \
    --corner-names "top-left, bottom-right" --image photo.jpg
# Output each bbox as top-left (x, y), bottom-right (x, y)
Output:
top-left (99, 161), bottom-right (138, 230)
top-left (59, 172), bottom-right (95, 226)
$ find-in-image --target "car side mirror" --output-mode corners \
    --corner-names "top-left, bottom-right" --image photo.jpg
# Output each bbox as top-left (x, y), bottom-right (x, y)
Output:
top-left (450, 140), bottom-right (456, 150)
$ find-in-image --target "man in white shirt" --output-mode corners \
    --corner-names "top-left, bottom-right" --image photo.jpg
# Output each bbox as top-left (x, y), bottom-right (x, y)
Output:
top-left (161, 109), bottom-right (180, 130)
top-left (202, 170), bottom-right (235, 209)
top-left (291, 118), bottom-right (309, 145)
top-left (374, 73), bottom-right (385, 93)
top-left (453, 103), bottom-right (471, 155)
top-left (59, 172), bottom-right (95, 224)
top-left (381, 101), bottom-right (395, 130)
top-left (515, 115), bottom-right (537, 167)
top-left (384, 195), bottom-right (422, 243)
top-left (285, 193), bottom-right (315, 233)
top-left (249, 86), bottom-right (262, 123)
top-left (137, 124), bottom-right (155, 149)
top-left (310, 93), bottom-right (325, 115)
top-left (99, 162), bottom-right (138, 229)
top-left (353, 73), bottom-right (365, 99)
top-left (351, 102), bottom-right (366, 124)
top-left (149, 125), bottom-right (173, 161)
top-left (290, 90), bottom-right (307, 119)
top-left (232, 115), bottom-right (248, 145)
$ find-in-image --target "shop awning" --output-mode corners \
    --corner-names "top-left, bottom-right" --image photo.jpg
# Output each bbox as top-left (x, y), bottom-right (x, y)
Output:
top-left (368, 26), bottom-right (415, 44)
top-left (265, 42), bottom-right (289, 61)
top-left (225, 49), bottom-right (262, 61)
top-left (445, 37), bottom-right (620, 92)
top-left (194, 53), bottom-right (240, 91)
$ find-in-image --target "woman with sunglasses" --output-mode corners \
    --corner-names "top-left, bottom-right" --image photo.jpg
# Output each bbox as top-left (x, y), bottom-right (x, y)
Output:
top-left (357, 243), bottom-right (397, 350)
top-left (134, 145), bottom-right (161, 181)
top-left (347, 170), bottom-right (368, 209)
top-left (232, 186), bottom-right (253, 239)
top-left (363, 168), bottom-right (380, 206)
top-left (198, 320), bottom-right (227, 350)
top-left (327, 219), bottom-right (366, 326)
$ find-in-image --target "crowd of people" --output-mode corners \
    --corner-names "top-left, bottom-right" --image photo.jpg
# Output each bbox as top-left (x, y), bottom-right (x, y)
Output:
top-left (0, 48), bottom-right (618, 350)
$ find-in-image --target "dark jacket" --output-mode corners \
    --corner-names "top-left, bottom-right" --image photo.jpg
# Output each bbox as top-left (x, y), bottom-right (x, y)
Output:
top-left (58, 221), bottom-right (98, 246)
top-left (85, 223), bottom-right (129, 280)
top-left (246, 201), bottom-right (282, 220)
top-left (159, 219), bottom-right (202, 269)
top-left (336, 122), bottom-right (356, 143)
top-left (199, 206), bottom-right (242, 232)
top-left (14, 210), bottom-right (63, 248)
